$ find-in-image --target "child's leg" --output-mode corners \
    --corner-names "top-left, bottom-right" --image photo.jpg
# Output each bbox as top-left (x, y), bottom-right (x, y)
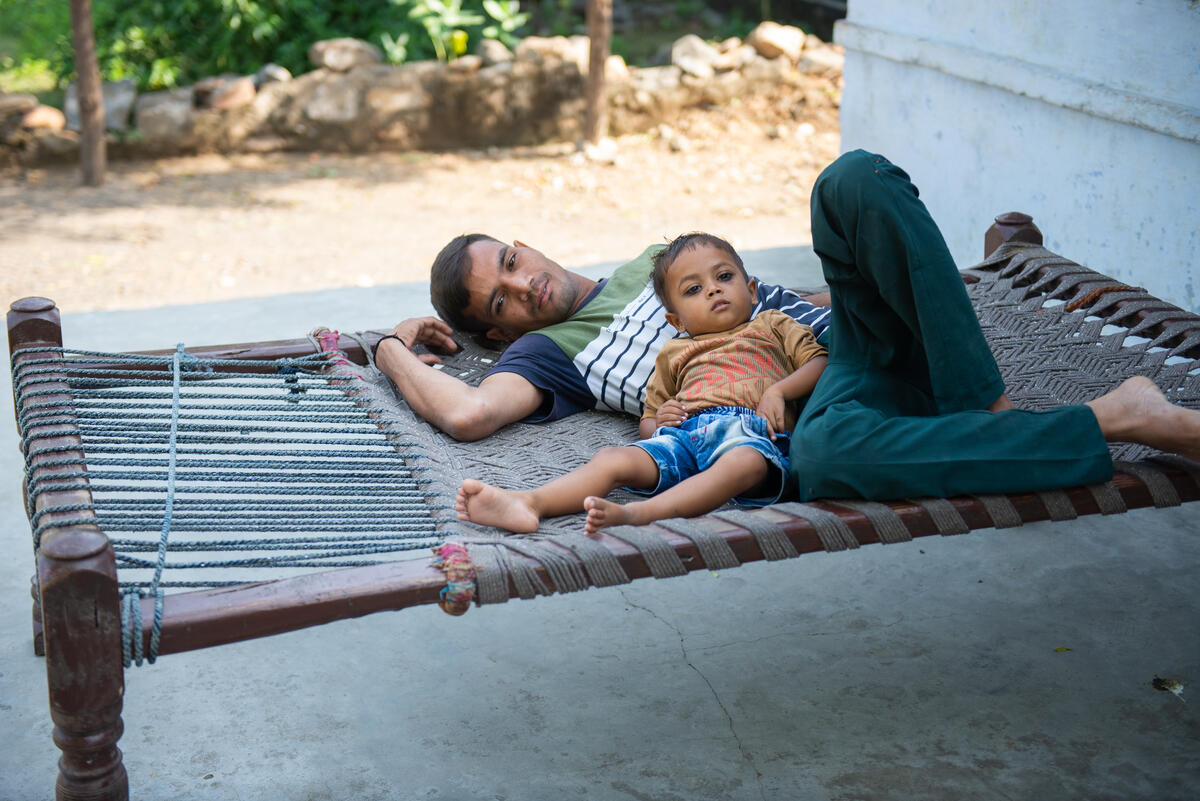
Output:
top-left (456, 445), bottom-right (659, 533)
top-left (584, 446), bottom-right (770, 535)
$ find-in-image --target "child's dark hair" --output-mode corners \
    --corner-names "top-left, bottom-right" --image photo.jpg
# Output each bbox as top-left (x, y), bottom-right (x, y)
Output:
top-left (651, 232), bottom-right (746, 310)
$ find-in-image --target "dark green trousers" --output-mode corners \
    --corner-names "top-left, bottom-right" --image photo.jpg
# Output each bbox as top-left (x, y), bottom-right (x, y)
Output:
top-left (790, 150), bottom-right (1112, 500)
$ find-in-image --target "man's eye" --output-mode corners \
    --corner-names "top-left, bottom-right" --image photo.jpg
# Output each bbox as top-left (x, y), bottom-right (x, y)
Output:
top-left (496, 295), bottom-right (504, 312)
top-left (507, 253), bottom-right (516, 270)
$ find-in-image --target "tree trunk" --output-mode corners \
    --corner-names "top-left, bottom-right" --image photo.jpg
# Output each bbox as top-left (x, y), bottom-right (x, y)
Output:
top-left (68, 0), bottom-right (106, 186)
top-left (584, 0), bottom-right (612, 145)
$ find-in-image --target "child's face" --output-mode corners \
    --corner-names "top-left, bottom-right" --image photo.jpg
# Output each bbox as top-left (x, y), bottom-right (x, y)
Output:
top-left (663, 243), bottom-right (757, 336)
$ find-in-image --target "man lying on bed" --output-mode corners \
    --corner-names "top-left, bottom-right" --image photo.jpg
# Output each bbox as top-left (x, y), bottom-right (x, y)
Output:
top-left (375, 150), bottom-right (1200, 501)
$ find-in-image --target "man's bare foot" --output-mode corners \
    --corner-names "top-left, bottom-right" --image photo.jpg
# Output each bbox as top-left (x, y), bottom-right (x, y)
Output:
top-left (583, 496), bottom-right (647, 536)
top-left (456, 479), bottom-right (540, 533)
top-left (1087, 376), bottom-right (1200, 460)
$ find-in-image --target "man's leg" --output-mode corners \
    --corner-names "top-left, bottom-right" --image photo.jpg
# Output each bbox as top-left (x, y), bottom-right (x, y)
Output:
top-left (456, 445), bottom-right (659, 532)
top-left (809, 149), bottom-right (1005, 413)
top-left (791, 398), bottom-right (1110, 501)
top-left (584, 447), bottom-right (770, 534)
top-left (792, 150), bottom-right (1111, 500)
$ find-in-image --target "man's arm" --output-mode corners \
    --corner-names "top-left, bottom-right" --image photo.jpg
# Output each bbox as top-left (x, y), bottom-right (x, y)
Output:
top-left (375, 318), bottom-right (543, 441)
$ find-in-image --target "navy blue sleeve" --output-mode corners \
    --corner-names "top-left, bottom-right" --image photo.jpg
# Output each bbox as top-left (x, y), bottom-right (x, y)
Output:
top-left (485, 333), bottom-right (595, 423)
top-left (753, 280), bottom-right (832, 337)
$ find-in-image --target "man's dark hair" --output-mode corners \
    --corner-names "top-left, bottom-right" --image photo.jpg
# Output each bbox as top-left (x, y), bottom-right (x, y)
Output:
top-left (430, 233), bottom-right (501, 333)
top-left (651, 232), bottom-right (747, 311)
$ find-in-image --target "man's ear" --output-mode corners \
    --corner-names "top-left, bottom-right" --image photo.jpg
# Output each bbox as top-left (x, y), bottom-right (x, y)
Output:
top-left (664, 311), bottom-right (687, 334)
top-left (513, 239), bottom-right (529, 250)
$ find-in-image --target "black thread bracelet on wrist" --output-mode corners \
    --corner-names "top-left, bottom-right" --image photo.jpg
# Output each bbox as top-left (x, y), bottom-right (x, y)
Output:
top-left (372, 333), bottom-right (409, 361)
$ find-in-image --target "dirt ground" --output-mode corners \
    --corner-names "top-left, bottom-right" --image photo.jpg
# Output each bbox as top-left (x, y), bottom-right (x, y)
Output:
top-left (0, 86), bottom-right (839, 315)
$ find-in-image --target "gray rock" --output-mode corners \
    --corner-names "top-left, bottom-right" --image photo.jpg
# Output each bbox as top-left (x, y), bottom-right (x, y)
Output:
top-left (605, 54), bottom-right (631, 83)
top-left (305, 75), bottom-right (360, 123)
top-left (0, 93), bottom-right (38, 120)
top-left (742, 55), bottom-right (797, 85)
top-left (365, 85), bottom-right (431, 116)
top-left (478, 39), bottom-right (513, 67)
top-left (632, 65), bottom-right (682, 94)
top-left (211, 77), bottom-right (257, 110)
top-left (671, 34), bottom-right (721, 80)
top-left (64, 79), bottom-right (137, 131)
top-left (746, 21), bottom-right (806, 62)
top-left (514, 36), bottom-right (576, 64)
top-left (33, 128), bottom-right (80, 159)
top-left (253, 63), bottom-right (292, 88)
top-left (447, 55), bottom-right (483, 74)
top-left (134, 88), bottom-right (194, 142)
top-left (193, 74), bottom-right (241, 108)
top-left (713, 43), bottom-right (757, 72)
top-left (308, 38), bottom-right (383, 72)
top-left (799, 46), bottom-right (845, 75)
top-left (193, 75), bottom-right (257, 110)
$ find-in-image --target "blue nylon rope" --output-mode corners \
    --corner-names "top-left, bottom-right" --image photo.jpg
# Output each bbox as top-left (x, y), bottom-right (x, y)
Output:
top-left (147, 345), bottom-right (187, 664)
top-left (16, 344), bottom-right (452, 668)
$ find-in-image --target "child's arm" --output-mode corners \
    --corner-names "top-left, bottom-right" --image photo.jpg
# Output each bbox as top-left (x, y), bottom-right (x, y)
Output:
top-left (757, 355), bottom-right (827, 440)
top-left (639, 346), bottom-right (684, 439)
top-left (639, 399), bottom-right (687, 438)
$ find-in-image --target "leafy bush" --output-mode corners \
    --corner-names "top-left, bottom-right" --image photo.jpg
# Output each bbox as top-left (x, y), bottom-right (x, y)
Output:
top-left (2, 0), bottom-right (531, 92)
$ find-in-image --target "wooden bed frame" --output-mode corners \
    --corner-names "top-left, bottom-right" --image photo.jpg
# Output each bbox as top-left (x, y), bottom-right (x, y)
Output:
top-left (10, 216), bottom-right (1200, 800)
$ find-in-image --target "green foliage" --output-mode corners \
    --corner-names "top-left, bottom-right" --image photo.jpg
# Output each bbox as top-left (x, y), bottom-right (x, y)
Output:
top-left (0, 0), bottom-right (533, 93)
top-left (1, 1), bottom-right (830, 93)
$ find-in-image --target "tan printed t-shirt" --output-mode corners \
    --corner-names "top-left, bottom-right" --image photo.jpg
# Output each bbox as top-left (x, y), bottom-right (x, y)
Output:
top-left (642, 309), bottom-right (828, 432)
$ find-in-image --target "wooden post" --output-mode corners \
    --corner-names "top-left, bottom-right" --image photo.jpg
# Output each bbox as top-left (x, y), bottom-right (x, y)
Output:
top-left (68, 0), bottom-right (106, 186)
top-left (984, 212), bottom-right (1042, 257)
top-left (584, 0), bottom-right (612, 145)
top-left (9, 298), bottom-right (128, 801)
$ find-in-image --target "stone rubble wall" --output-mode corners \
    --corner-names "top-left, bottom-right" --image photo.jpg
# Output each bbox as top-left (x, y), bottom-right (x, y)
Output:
top-left (1, 23), bottom-right (842, 167)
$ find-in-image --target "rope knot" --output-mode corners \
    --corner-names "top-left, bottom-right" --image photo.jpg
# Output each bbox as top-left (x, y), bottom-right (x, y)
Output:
top-left (432, 542), bottom-right (476, 616)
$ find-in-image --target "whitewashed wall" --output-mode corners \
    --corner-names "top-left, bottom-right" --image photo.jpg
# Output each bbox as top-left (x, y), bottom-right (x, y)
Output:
top-left (836, 0), bottom-right (1200, 311)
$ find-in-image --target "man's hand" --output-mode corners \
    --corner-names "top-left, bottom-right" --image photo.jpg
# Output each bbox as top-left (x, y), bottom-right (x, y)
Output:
top-left (372, 318), bottom-right (542, 441)
top-left (756, 385), bottom-right (787, 440)
top-left (378, 317), bottom-right (459, 366)
top-left (655, 399), bottom-right (688, 429)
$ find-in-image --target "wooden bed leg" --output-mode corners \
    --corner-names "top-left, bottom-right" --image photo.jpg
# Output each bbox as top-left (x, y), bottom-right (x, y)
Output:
top-left (10, 298), bottom-right (129, 801)
top-left (32, 574), bottom-right (45, 656)
top-left (985, 211), bottom-right (1042, 257)
top-left (40, 534), bottom-right (128, 801)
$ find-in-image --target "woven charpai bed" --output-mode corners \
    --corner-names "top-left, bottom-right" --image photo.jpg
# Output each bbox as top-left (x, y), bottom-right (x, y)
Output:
top-left (9, 234), bottom-right (1200, 800)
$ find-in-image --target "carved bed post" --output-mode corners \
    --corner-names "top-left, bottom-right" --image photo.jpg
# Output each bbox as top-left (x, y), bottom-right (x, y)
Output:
top-left (984, 211), bottom-right (1042, 257)
top-left (9, 298), bottom-right (129, 801)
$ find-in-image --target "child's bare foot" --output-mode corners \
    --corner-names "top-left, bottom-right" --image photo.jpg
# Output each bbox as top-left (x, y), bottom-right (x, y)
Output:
top-left (456, 479), bottom-right (540, 533)
top-left (583, 496), bottom-right (648, 535)
top-left (1088, 376), bottom-right (1200, 460)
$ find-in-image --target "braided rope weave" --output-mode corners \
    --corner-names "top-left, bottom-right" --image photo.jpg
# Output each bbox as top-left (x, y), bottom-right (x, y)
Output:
top-left (412, 242), bottom-right (1200, 606)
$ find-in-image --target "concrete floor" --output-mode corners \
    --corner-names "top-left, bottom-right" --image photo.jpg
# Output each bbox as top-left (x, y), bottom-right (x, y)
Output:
top-left (2, 249), bottom-right (1198, 801)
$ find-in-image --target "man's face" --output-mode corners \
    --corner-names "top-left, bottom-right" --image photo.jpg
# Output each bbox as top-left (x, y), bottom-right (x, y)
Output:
top-left (662, 243), bottom-right (757, 337)
top-left (461, 239), bottom-right (584, 341)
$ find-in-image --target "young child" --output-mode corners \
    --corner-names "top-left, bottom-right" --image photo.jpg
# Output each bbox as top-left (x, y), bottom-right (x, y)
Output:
top-left (455, 232), bottom-right (829, 535)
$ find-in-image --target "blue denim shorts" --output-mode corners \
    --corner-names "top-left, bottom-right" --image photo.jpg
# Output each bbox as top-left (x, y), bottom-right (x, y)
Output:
top-left (630, 406), bottom-right (790, 506)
